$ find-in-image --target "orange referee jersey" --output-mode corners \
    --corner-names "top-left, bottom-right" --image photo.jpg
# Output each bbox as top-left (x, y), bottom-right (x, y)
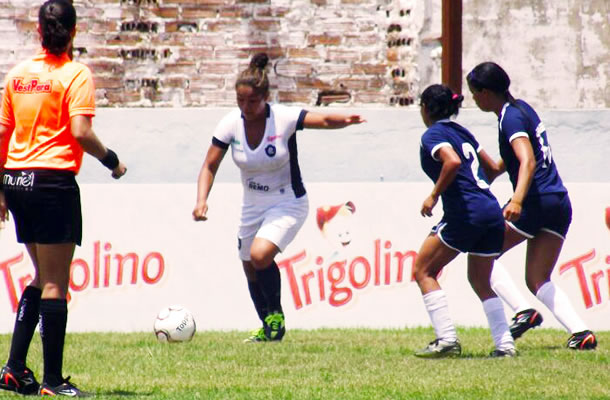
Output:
top-left (0, 49), bottom-right (95, 173)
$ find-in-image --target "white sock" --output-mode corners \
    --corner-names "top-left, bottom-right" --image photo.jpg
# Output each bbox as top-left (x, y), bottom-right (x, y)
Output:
top-left (482, 297), bottom-right (515, 351)
top-left (422, 290), bottom-right (457, 342)
top-left (536, 281), bottom-right (588, 334)
top-left (490, 261), bottom-right (531, 313)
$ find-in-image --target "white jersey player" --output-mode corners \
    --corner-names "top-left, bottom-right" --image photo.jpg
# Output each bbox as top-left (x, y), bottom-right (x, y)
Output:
top-left (193, 53), bottom-right (365, 342)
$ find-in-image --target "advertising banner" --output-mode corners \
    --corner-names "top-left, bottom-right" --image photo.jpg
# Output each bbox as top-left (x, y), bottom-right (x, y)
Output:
top-left (1, 182), bottom-right (608, 333)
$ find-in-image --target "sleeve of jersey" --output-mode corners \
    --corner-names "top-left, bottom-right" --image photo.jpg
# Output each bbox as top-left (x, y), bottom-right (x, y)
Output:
top-left (0, 75), bottom-right (14, 127)
top-left (501, 108), bottom-right (529, 143)
top-left (66, 66), bottom-right (96, 117)
top-left (422, 129), bottom-right (452, 161)
top-left (211, 112), bottom-right (234, 150)
top-left (296, 109), bottom-right (308, 131)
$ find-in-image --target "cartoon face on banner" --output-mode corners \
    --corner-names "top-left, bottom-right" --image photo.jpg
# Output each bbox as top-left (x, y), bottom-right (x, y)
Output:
top-left (316, 201), bottom-right (356, 251)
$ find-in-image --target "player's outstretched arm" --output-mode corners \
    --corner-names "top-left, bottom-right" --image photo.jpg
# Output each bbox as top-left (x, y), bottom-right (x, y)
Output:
top-left (303, 112), bottom-right (366, 129)
top-left (70, 115), bottom-right (127, 179)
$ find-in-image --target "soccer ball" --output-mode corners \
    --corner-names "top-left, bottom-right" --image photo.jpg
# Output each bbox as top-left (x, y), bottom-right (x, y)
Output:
top-left (153, 305), bottom-right (196, 343)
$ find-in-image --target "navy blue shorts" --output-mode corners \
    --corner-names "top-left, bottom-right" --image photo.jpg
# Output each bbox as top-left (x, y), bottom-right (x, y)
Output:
top-left (3, 169), bottom-right (82, 245)
top-left (505, 192), bottom-right (572, 239)
top-left (432, 217), bottom-right (505, 257)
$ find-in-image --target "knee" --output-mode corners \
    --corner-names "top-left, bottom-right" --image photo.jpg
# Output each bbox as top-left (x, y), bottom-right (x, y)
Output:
top-left (249, 250), bottom-right (271, 270)
top-left (413, 262), bottom-right (434, 284)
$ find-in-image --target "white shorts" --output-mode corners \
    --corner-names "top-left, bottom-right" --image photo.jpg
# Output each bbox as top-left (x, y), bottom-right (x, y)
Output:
top-left (238, 194), bottom-right (309, 261)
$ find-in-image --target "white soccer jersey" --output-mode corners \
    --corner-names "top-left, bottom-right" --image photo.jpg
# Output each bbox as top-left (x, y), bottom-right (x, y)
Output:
top-left (212, 103), bottom-right (308, 203)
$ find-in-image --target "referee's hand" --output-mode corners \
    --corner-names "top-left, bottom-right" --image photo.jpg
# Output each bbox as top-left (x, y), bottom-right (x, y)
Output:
top-left (111, 162), bottom-right (127, 179)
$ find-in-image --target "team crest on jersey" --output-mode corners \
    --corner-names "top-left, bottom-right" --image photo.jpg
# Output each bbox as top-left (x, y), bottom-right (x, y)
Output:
top-left (12, 78), bottom-right (52, 94)
top-left (265, 144), bottom-right (276, 157)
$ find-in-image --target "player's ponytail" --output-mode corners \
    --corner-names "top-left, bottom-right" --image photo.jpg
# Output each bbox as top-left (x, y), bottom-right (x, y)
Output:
top-left (420, 84), bottom-right (463, 121)
top-left (235, 53), bottom-right (270, 97)
top-left (39, 0), bottom-right (76, 56)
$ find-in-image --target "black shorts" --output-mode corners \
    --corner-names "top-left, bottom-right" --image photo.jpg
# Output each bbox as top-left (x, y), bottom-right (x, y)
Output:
top-left (3, 169), bottom-right (82, 245)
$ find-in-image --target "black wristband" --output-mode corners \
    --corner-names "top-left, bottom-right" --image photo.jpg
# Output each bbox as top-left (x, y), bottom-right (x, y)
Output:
top-left (100, 149), bottom-right (119, 170)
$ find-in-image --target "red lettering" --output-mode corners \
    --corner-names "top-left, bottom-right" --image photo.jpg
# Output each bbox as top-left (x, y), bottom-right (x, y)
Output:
top-left (70, 259), bottom-right (90, 292)
top-left (349, 257), bottom-right (371, 289)
top-left (591, 270), bottom-right (604, 305)
top-left (374, 239), bottom-right (381, 285)
top-left (559, 249), bottom-right (596, 309)
top-left (300, 271), bottom-right (315, 306)
top-left (115, 253), bottom-right (139, 285)
top-left (395, 250), bottom-right (417, 282)
top-left (384, 240), bottom-right (392, 285)
top-left (316, 268), bottom-right (325, 301)
top-left (93, 241), bottom-right (100, 288)
top-left (103, 243), bottom-right (112, 287)
top-left (0, 253), bottom-right (24, 313)
top-left (328, 261), bottom-right (351, 307)
top-left (277, 250), bottom-right (307, 309)
top-left (141, 252), bottom-right (164, 284)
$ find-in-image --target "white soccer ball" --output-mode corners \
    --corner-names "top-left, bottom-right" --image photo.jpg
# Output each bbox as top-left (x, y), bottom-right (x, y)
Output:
top-left (153, 305), bottom-right (196, 343)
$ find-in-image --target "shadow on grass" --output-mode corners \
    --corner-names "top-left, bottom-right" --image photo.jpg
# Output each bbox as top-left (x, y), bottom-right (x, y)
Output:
top-left (96, 390), bottom-right (150, 397)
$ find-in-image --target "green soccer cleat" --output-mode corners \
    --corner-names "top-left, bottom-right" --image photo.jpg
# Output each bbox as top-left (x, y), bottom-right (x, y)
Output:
top-left (243, 327), bottom-right (268, 343)
top-left (415, 338), bottom-right (461, 358)
top-left (264, 312), bottom-right (286, 341)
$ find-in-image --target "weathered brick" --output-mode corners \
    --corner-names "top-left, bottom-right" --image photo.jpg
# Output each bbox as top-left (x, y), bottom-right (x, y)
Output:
top-left (307, 34), bottom-right (341, 46)
top-left (163, 61), bottom-right (197, 74)
top-left (182, 7), bottom-right (217, 19)
top-left (198, 61), bottom-right (237, 75)
top-left (287, 48), bottom-right (322, 59)
top-left (219, 6), bottom-right (254, 18)
top-left (278, 90), bottom-right (313, 104)
top-left (149, 7), bottom-right (179, 19)
top-left (205, 19), bottom-right (242, 32)
top-left (249, 19), bottom-right (281, 32)
top-left (187, 77), bottom-right (226, 90)
top-left (93, 76), bottom-right (125, 90)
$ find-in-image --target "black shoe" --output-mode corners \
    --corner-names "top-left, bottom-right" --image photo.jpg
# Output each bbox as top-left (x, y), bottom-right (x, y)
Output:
top-left (38, 377), bottom-right (90, 397)
top-left (509, 308), bottom-right (543, 339)
top-left (0, 364), bottom-right (39, 395)
top-left (567, 330), bottom-right (597, 350)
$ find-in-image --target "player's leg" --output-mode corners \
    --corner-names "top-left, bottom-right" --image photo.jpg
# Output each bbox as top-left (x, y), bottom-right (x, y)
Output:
top-left (34, 242), bottom-right (82, 396)
top-left (0, 245), bottom-right (41, 395)
top-left (250, 239), bottom-right (285, 341)
top-left (413, 233), bottom-right (461, 358)
top-left (241, 260), bottom-right (270, 342)
top-left (468, 255), bottom-right (515, 356)
top-left (495, 224), bottom-right (543, 339)
top-left (526, 232), bottom-right (596, 349)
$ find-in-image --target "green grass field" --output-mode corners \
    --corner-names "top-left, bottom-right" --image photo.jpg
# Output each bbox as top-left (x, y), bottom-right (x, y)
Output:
top-left (0, 328), bottom-right (608, 399)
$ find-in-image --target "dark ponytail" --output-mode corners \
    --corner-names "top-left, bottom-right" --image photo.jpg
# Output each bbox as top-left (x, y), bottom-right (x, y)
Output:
top-left (420, 84), bottom-right (464, 121)
top-left (39, 0), bottom-right (76, 56)
top-left (235, 53), bottom-right (270, 96)
top-left (467, 61), bottom-right (518, 103)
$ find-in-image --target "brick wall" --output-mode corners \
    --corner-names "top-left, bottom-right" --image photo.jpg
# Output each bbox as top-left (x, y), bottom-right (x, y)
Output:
top-left (0, 0), bottom-right (426, 107)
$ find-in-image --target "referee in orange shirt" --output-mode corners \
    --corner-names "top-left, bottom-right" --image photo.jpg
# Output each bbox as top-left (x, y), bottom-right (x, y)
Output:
top-left (0, 0), bottom-right (126, 396)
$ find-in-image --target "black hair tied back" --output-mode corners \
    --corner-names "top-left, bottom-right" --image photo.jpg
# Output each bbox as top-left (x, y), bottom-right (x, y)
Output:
top-left (420, 84), bottom-right (463, 120)
top-left (39, 0), bottom-right (76, 56)
top-left (250, 53), bottom-right (269, 70)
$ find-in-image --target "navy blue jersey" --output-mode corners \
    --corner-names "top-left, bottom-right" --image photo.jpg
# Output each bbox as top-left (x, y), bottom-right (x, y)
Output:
top-left (420, 120), bottom-right (501, 225)
top-left (498, 100), bottom-right (567, 200)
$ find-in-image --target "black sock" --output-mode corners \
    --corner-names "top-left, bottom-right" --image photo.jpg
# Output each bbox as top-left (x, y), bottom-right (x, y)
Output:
top-left (247, 280), bottom-right (269, 323)
top-left (254, 261), bottom-right (283, 314)
top-left (7, 286), bottom-right (41, 371)
top-left (39, 299), bottom-right (67, 387)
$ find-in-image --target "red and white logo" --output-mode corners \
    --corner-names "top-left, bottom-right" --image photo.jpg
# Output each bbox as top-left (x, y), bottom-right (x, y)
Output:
top-left (12, 78), bottom-right (52, 94)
